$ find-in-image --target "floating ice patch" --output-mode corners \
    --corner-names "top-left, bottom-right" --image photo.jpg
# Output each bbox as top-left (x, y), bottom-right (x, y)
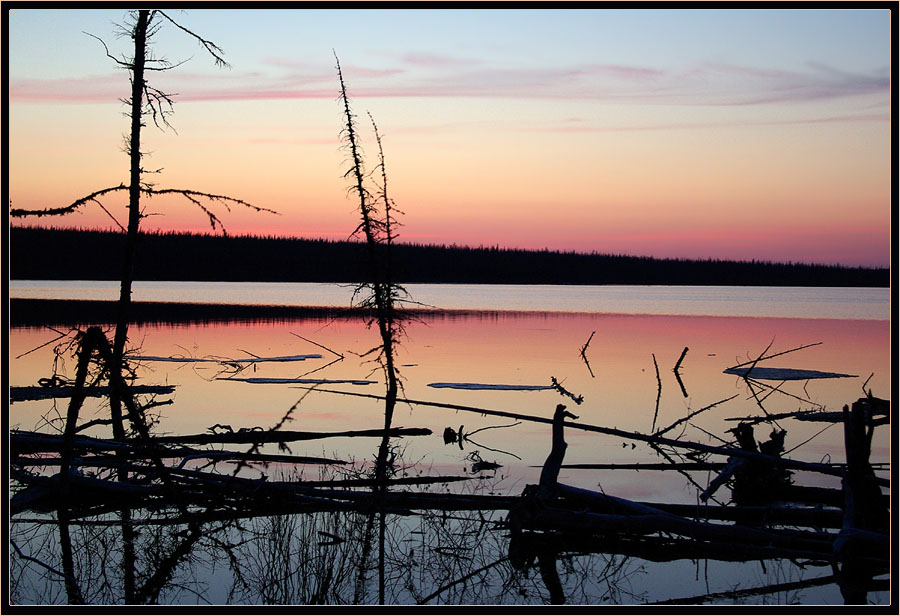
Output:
top-left (218, 377), bottom-right (375, 386)
top-left (724, 367), bottom-right (856, 381)
top-left (131, 354), bottom-right (322, 363)
top-left (428, 382), bottom-right (552, 391)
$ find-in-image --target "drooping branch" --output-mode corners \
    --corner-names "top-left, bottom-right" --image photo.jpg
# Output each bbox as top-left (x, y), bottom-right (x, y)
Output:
top-left (144, 188), bottom-right (278, 233)
top-left (10, 185), bottom-right (128, 218)
top-left (10, 185), bottom-right (274, 234)
top-left (157, 10), bottom-right (230, 68)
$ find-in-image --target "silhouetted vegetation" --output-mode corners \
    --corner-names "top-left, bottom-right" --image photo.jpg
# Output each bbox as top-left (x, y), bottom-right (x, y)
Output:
top-left (10, 226), bottom-right (888, 287)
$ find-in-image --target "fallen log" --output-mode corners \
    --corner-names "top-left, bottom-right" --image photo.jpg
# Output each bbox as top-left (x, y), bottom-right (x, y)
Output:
top-left (13, 451), bottom-right (349, 468)
top-left (551, 462), bottom-right (726, 471)
top-left (299, 387), bottom-right (888, 486)
top-left (151, 426), bottom-right (432, 445)
top-left (10, 384), bottom-right (176, 403)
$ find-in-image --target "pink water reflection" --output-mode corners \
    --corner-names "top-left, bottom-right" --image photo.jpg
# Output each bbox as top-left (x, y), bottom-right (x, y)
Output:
top-left (9, 311), bottom-right (890, 503)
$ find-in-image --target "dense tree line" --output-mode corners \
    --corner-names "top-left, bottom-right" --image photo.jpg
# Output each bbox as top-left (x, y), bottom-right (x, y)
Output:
top-left (9, 226), bottom-right (889, 287)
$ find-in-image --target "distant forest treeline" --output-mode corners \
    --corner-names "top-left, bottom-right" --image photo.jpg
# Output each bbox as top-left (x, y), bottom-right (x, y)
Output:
top-left (9, 226), bottom-right (889, 287)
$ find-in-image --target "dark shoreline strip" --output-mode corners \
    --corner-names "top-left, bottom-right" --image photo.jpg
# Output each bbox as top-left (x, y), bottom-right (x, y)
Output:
top-left (8, 298), bottom-right (544, 328)
top-left (9, 298), bottom-right (364, 328)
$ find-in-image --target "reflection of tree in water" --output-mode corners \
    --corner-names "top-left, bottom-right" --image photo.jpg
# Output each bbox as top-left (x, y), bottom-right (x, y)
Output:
top-left (11, 498), bottom-right (652, 605)
top-left (227, 511), bottom-right (360, 604)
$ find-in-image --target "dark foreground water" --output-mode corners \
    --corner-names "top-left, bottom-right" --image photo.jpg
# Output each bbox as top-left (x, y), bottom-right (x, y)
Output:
top-left (8, 283), bottom-right (891, 605)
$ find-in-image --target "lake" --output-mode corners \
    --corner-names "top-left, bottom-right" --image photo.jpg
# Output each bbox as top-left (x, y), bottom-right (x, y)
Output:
top-left (8, 282), bottom-right (891, 605)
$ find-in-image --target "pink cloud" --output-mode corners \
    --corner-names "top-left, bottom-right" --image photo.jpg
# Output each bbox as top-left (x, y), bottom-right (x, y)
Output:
top-left (525, 112), bottom-right (891, 134)
top-left (10, 59), bottom-right (889, 109)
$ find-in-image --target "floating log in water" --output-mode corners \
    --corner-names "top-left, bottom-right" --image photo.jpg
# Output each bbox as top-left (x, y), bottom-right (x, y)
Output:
top-left (151, 426), bottom-right (432, 445)
top-left (10, 427), bottom-right (432, 454)
top-left (551, 462), bottom-right (726, 471)
top-left (13, 450), bottom-right (349, 468)
top-left (10, 384), bottom-right (176, 403)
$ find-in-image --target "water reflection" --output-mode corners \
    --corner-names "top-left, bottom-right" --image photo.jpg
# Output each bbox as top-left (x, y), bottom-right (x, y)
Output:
top-left (8, 308), bottom-right (891, 605)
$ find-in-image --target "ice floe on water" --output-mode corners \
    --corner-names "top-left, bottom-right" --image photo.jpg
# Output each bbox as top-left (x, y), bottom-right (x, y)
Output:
top-left (131, 354), bottom-right (322, 363)
top-left (723, 367), bottom-right (856, 380)
top-left (218, 377), bottom-right (375, 385)
top-left (428, 382), bottom-right (552, 391)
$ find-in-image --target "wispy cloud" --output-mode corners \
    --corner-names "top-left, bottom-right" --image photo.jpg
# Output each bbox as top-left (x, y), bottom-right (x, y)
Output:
top-left (525, 112), bottom-right (891, 134)
top-left (390, 51), bottom-right (481, 68)
top-left (10, 57), bottom-right (889, 107)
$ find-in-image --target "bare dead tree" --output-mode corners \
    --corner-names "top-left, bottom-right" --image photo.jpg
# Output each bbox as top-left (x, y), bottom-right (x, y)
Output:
top-left (10, 9), bottom-right (275, 385)
top-left (9, 11), bottom-right (274, 605)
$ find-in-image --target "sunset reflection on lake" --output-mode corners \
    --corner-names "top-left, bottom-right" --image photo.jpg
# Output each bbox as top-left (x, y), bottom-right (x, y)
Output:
top-left (10, 308), bottom-right (889, 505)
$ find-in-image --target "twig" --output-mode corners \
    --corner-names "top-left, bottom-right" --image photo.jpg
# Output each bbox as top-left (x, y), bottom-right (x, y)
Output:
top-left (14, 330), bottom-right (73, 360)
top-left (673, 346), bottom-right (689, 398)
top-left (742, 376), bottom-right (824, 410)
top-left (10, 538), bottom-right (81, 588)
top-left (550, 376), bottom-right (583, 405)
top-left (291, 332), bottom-right (345, 359)
top-left (580, 331), bottom-right (595, 357)
top-left (648, 573), bottom-right (839, 605)
top-left (156, 10), bottom-right (230, 68)
top-left (416, 556), bottom-right (510, 604)
top-left (673, 346), bottom-right (689, 373)
top-left (861, 372), bottom-right (874, 396)
top-left (652, 394), bottom-right (738, 438)
top-left (580, 331), bottom-right (596, 378)
top-left (651, 354), bottom-right (662, 432)
top-left (726, 341), bottom-right (822, 371)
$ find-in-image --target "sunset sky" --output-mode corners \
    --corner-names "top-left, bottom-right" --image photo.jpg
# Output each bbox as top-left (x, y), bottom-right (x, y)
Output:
top-left (7, 8), bottom-right (893, 267)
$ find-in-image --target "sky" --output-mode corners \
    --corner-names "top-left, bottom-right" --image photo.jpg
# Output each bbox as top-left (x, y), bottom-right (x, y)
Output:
top-left (6, 8), bottom-right (894, 267)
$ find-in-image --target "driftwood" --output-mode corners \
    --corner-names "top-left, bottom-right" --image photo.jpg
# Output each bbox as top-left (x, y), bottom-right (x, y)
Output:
top-left (538, 404), bottom-right (578, 498)
top-left (553, 462), bottom-right (726, 471)
top-left (835, 398), bottom-right (890, 604)
top-left (10, 384), bottom-right (175, 403)
top-left (299, 387), bottom-right (888, 486)
top-left (504, 398), bottom-right (890, 606)
top-left (13, 450), bottom-right (349, 468)
top-left (151, 427), bottom-right (432, 445)
top-left (726, 396), bottom-right (890, 426)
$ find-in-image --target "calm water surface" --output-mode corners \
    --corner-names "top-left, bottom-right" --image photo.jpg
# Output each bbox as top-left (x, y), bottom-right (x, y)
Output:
top-left (8, 283), bottom-right (891, 605)
top-left (9, 280), bottom-right (891, 319)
